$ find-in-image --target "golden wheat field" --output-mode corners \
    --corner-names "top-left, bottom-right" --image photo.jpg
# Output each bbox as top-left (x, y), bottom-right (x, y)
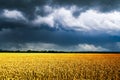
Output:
top-left (0, 53), bottom-right (120, 80)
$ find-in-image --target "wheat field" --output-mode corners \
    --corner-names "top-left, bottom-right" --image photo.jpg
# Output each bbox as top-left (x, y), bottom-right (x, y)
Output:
top-left (0, 53), bottom-right (120, 80)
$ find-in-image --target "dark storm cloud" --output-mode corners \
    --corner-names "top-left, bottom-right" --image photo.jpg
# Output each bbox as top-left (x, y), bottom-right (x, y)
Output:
top-left (0, 16), bottom-right (120, 51)
top-left (0, 0), bottom-right (119, 21)
top-left (0, 17), bottom-right (28, 31)
top-left (0, 0), bottom-right (120, 51)
top-left (0, 25), bottom-right (120, 47)
top-left (0, 10), bottom-right (120, 51)
top-left (52, 0), bottom-right (120, 12)
top-left (1, 22), bottom-right (120, 50)
top-left (0, 0), bottom-right (119, 15)
top-left (0, 0), bottom-right (50, 19)
top-left (0, 0), bottom-right (47, 11)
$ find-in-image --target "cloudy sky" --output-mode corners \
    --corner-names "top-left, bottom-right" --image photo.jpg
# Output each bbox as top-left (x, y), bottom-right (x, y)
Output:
top-left (0, 0), bottom-right (120, 51)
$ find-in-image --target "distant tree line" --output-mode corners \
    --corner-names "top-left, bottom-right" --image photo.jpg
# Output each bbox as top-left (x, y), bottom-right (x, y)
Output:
top-left (0, 49), bottom-right (119, 53)
top-left (0, 49), bottom-right (71, 53)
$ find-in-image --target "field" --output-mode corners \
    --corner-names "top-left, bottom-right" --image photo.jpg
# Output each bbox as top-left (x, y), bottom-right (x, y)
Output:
top-left (0, 53), bottom-right (120, 80)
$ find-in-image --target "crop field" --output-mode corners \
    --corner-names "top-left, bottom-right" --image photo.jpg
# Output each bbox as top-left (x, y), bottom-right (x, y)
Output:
top-left (0, 53), bottom-right (120, 80)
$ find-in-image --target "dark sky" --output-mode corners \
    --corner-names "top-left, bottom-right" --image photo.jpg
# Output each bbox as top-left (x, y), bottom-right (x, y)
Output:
top-left (0, 0), bottom-right (120, 51)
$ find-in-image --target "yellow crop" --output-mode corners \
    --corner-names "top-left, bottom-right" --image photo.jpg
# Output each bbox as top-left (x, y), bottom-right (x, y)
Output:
top-left (0, 53), bottom-right (120, 80)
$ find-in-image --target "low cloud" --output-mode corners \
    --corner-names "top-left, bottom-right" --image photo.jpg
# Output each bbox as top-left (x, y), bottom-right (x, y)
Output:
top-left (24, 43), bottom-right (108, 51)
top-left (1, 42), bottom-right (108, 51)
top-left (76, 44), bottom-right (108, 51)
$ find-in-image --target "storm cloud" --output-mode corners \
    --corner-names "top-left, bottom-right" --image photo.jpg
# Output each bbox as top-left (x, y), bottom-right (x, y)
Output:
top-left (0, 0), bottom-right (120, 51)
top-left (0, 0), bottom-right (120, 11)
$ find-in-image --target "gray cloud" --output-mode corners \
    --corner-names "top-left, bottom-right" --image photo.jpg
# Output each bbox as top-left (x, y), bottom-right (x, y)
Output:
top-left (0, 0), bottom-right (120, 51)
top-left (52, 0), bottom-right (120, 12)
top-left (0, 0), bottom-right (119, 16)
top-left (0, 42), bottom-right (109, 51)
top-left (0, 25), bottom-right (120, 51)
